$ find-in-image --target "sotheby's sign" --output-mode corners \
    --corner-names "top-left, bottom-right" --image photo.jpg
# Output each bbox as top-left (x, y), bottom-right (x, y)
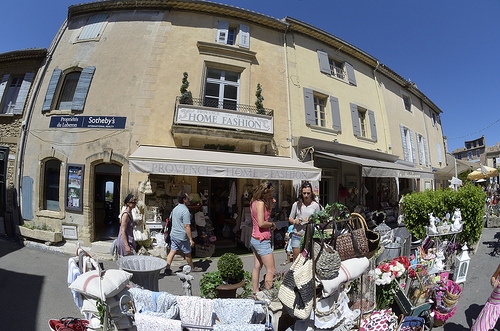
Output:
top-left (175, 105), bottom-right (273, 134)
top-left (49, 116), bottom-right (126, 129)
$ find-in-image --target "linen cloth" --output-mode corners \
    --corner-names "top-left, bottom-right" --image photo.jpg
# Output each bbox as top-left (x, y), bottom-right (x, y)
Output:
top-left (176, 296), bottom-right (214, 331)
top-left (213, 299), bottom-right (255, 324)
top-left (135, 313), bottom-right (182, 331)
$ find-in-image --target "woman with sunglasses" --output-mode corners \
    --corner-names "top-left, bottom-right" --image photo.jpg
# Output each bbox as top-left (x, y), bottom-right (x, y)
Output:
top-left (288, 181), bottom-right (321, 261)
top-left (250, 181), bottom-right (277, 293)
top-left (117, 193), bottom-right (137, 256)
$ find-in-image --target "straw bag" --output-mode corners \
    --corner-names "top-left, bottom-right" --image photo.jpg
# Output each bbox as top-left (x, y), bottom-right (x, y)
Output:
top-left (351, 212), bottom-right (380, 258)
top-left (442, 280), bottom-right (462, 307)
top-left (328, 216), bottom-right (369, 261)
top-left (278, 227), bottom-right (315, 320)
top-left (313, 225), bottom-right (341, 280)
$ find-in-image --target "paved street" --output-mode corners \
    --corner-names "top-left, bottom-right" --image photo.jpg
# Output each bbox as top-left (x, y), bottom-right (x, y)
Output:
top-left (2, 228), bottom-right (500, 330)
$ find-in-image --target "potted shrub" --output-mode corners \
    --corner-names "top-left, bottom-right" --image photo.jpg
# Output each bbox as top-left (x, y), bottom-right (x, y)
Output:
top-left (199, 253), bottom-right (252, 298)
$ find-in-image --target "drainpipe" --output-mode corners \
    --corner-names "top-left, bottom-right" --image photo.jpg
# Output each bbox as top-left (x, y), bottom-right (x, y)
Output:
top-left (16, 19), bottom-right (68, 221)
top-left (283, 23), bottom-right (293, 158)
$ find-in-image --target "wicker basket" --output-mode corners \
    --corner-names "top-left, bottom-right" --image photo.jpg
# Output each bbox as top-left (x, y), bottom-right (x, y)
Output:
top-left (351, 213), bottom-right (380, 258)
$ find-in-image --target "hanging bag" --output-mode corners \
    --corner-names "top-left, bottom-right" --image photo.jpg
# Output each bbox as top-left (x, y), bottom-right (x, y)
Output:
top-left (328, 216), bottom-right (369, 261)
top-left (351, 212), bottom-right (380, 258)
top-left (313, 224), bottom-right (341, 280)
top-left (278, 227), bottom-right (315, 320)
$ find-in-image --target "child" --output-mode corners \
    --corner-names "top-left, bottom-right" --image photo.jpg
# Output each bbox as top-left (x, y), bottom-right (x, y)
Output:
top-left (281, 224), bottom-right (294, 265)
top-left (472, 263), bottom-right (500, 330)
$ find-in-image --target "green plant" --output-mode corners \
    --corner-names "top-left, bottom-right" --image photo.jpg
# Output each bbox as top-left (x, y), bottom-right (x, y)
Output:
top-left (401, 183), bottom-right (486, 245)
top-left (22, 222), bottom-right (54, 232)
top-left (199, 253), bottom-right (252, 299)
top-left (96, 299), bottom-right (111, 330)
top-left (217, 253), bottom-right (244, 283)
top-left (255, 83), bottom-right (265, 115)
top-left (179, 72), bottom-right (193, 104)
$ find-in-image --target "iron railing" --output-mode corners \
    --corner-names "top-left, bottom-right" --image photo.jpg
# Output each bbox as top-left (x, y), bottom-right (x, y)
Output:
top-left (176, 96), bottom-right (273, 117)
top-left (329, 65), bottom-right (346, 80)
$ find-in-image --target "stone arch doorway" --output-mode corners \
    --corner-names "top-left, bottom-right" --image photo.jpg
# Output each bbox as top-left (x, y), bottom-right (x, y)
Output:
top-left (94, 163), bottom-right (122, 241)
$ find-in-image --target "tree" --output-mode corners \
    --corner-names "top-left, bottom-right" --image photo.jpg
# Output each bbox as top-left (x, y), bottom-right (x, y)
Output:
top-left (255, 83), bottom-right (265, 115)
top-left (179, 72), bottom-right (193, 104)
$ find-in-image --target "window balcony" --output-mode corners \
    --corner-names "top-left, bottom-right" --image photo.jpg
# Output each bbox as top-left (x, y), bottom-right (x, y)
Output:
top-left (329, 65), bottom-right (346, 80)
top-left (174, 96), bottom-right (274, 135)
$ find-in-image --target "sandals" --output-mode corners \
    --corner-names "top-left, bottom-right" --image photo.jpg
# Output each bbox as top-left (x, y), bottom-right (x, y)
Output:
top-left (281, 261), bottom-right (291, 266)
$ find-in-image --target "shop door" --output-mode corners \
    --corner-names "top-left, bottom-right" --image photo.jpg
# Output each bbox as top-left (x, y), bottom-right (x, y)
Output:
top-left (94, 164), bottom-right (121, 241)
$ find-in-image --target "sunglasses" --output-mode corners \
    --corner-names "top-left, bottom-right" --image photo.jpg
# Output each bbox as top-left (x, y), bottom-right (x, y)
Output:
top-left (302, 182), bottom-right (312, 188)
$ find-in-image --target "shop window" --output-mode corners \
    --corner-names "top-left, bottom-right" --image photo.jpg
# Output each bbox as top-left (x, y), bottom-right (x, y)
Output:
top-left (203, 68), bottom-right (240, 111)
top-left (43, 159), bottom-right (61, 211)
top-left (0, 73), bottom-right (34, 115)
top-left (42, 66), bottom-right (95, 112)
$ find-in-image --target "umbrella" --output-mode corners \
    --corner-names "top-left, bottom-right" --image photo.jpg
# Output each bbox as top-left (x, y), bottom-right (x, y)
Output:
top-left (467, 165), bottom-right (499, 180)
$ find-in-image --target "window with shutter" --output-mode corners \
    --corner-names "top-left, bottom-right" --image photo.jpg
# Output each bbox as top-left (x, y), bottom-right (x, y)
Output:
top-left (402, 93), bottom-right (411, 112)
top-left (13, 73), bottom-right (35, 115)
top-left (238, 24), bottom-right (250, 48)
top-left (330, 96), bottom-right (341, 132)
top-left (78, 14), bottom-right (108, 41)
top-left (0, 75), bottom-right (23, 114)
top-left (316, 50), bottom-right (356, 84)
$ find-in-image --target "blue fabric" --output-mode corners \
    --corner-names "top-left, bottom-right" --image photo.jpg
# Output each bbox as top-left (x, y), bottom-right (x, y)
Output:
top-left (170, 236), bottom-right (191, 254)
top-left (170, 204), bottom-right (191, 241)
top-left (250, 237), bottom-right (273, 256)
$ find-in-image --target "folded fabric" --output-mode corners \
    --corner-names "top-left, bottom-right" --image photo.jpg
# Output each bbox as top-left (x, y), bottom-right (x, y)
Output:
top-left (135, 313), bottom-right (182, 331)
top-left (177, 296), bottom-right (214, 331)
top-left (129, 288), bottom-right (179, 319)
top-left (67, 258), bottom-right (83, 310)
top-left (213, 325), bottom-right (265, 331)
top-left (213, 299), bottom-right (254, 324)
top-left (314, 288), bottom-right (359, 329)
top-left (320, 257), bottom-right (369, 297)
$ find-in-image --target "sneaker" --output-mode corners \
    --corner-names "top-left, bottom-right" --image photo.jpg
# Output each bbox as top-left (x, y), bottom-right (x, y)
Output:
top-left (164, 268), bottom-right (172, 276)
top-left (191, 267), bottom-right (203, 272)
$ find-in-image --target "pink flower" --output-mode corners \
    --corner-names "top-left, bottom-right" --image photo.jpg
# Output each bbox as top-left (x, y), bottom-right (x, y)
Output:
top-left (381, 264), bottom-right (391, 273)
top-left (409, 268), bottom-right (417, 278)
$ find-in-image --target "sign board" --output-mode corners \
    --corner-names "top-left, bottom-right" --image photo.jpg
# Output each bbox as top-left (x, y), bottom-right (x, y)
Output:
top-left (175, 105), bottom-right (273, 134)
top-left (49, 116), bottom-right (126, 129)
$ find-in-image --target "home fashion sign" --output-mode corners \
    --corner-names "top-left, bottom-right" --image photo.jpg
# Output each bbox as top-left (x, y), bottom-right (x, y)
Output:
top-left (175, 106), bottom-right (273, 134)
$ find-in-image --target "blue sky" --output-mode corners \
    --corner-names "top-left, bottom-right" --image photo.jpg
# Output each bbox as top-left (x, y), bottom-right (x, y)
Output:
top-left (2, 0), bottom-right (499, 153)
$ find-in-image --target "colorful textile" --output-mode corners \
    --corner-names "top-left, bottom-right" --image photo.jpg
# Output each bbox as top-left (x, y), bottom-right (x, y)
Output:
top-left (135, 313), bottom-right (182, 331)
top-left (176, 296), bottom-right (214, 331)
top-left (472, 281), bottom-right (500, 331)
top-left (213, 299), bottom-right (254, 324)
top-left (130, 288), bottom-right (179, 319)
top-left (359, 309), bottom-right (398, 331)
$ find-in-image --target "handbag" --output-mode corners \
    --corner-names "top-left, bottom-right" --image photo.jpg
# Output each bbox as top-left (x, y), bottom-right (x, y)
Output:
top-left (278, 226), bottom-right (315, 320)
top-left (328, 216), bottom-right (369, 261)
top-left (313, 226), bottom-right (341, 280)
top-left (351, 212), bottom-right (380, 258)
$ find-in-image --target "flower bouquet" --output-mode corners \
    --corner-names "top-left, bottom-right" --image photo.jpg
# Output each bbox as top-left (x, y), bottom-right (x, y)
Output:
top-left (369, 256), bottom-right (410, 309)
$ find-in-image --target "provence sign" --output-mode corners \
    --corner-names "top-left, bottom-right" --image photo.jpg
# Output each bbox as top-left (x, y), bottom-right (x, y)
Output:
top-left (175, 105), bottom-right (273, 134)
top-left (49, 116), bottom-right (126, 129)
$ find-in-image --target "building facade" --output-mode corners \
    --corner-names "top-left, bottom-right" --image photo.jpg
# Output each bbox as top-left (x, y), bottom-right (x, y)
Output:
top-left (18, 0), bottom-right (446, 246)
top-left (0, 48), bottom-right (46, 236)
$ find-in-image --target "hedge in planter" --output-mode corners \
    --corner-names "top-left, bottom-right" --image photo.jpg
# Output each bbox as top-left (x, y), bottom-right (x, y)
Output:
top-left (401, 183), bottom-right (485, 245)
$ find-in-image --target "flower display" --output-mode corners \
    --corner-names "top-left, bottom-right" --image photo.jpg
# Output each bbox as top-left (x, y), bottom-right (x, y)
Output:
top-left (369, 256), bottom-right (410, 309)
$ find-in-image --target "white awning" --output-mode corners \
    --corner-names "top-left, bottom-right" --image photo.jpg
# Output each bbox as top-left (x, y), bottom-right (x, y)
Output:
top-left (316, 151), bottom-right (434, 179)
top-left (129, 146), bottom-right (321, 181)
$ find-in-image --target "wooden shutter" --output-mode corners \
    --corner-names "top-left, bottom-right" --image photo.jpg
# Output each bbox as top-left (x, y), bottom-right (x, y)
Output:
top-left (78, 14), bottom-right (108, 40)
top-left (330, 96), bottom-right (341, 131)
top-left (437, 142), bottom-right (442, 163)
top-left (345, 62), bottom-right (357, 86)
top-left (368, 110), bottom-right (377, 141)
top-left (217, 21), bottom-right (229, 43)
top-left (400, 125), bottom-right (408, 162)
top-left (0, 74), bottom-right (10, 104)
top-left (409, 129), bottom-right (416, 164)
top-left (71, 66), bottom-right (95, 111)
top-left (238, 24), bottom-right (250, 48)
top-left (317, 50), bottom-right (330, 74)
top-left (416, 133), bottom-right (423, 165)
top-left (303, 88), bottom-right (315, 125)
top-left (13, 73), bottom-right (35, 115)
top-left (423, 136), bottom-right (429, 166)
top-left (22, 176), bottom-right (33, 221)
top-left (350, 103), bottom-right (360, 136)
top-left (42, 69), bottom-right (62, 112)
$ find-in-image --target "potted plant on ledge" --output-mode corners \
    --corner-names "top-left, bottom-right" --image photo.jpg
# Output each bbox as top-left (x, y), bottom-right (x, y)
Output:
top-left (17, 221), bottom-right (63, 244)
top-left (199, 253), bottom-right (252, 299)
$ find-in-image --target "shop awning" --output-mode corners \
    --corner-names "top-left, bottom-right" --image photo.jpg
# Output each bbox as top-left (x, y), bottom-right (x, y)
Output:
top-left (316, 151), bottom-right (434, 179)
top-left (129, 146), bottom-right (321, 181)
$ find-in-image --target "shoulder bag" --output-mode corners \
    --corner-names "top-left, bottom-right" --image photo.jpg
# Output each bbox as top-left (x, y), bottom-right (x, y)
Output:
top-left (313, 225), bottom-right (341, 280)
top-left (328, 216), bottom-right (369, 261)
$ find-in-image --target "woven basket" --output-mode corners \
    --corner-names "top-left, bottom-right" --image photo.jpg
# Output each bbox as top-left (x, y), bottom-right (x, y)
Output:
top-left (442, 280), bottom-right (462, 307)
top-left (351, 212), bottom-right (380, 258)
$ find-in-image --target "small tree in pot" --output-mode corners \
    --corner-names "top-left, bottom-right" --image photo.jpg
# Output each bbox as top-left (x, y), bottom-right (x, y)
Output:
top-left (199, 253), bottom-right (252, 298)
